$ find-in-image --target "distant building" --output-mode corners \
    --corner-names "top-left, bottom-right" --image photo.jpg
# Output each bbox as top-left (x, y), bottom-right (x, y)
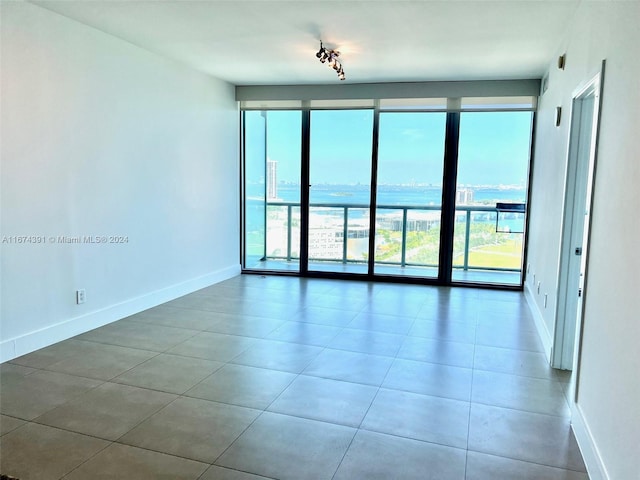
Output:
top-left (267, 159), bottom-right (278, 200)
top-left (308, 229), bottom-right (343, 258)
top-left (456, 188), bottom-right (474, 205)
top-left (377, 211), bottom-right (440, 232)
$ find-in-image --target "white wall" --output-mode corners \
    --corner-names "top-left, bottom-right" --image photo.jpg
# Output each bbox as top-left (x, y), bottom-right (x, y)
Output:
top-left (526, 2), bottom-right (640, 479)
top-left (0, 2), bottom-right (240, 361)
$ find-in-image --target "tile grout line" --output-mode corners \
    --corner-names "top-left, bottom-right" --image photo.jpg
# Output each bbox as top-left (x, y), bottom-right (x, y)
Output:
top-left (206, 311), bottom-right (336, 475)
top-left (465, 306), bottom-right (481, 479)
top-left (328, 303), bottom-right (379, 480)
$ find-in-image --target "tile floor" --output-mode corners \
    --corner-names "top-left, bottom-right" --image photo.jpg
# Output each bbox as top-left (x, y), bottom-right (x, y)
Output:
top-left (0, 275), bottom-right (588, 479)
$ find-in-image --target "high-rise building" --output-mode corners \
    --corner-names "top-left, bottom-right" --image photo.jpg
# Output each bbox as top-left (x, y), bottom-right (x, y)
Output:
top-left (267, 159), bottom-right (278, 200)
top-left (456, 187), bottom-right (474, 205)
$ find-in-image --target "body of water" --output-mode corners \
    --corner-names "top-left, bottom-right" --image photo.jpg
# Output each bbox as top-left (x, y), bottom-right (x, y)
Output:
top-left (270, 184), bottom-right (526, 206)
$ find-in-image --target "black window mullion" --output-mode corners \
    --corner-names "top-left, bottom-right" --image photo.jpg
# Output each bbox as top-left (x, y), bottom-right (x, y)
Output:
top-left (439, 112), bottom-right (461, 284)
top-left (299, 108), bottom-right (311, 275)
top-left (367, 105), bottom-right (380, 277)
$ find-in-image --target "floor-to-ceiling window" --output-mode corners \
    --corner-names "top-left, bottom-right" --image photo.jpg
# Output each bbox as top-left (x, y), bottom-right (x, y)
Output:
top-left (453, 109), bottom-right (532, 285)
top-left (374, 109), bottom-right (447, 279)
top-left (241, 96), bottom-right (535, 287)
top-left (308, 110), bottom-right (374, 275)
top-left (243, 110), bottom-right (302, 272)
top-left (243, 111), bottom-right (267, 269)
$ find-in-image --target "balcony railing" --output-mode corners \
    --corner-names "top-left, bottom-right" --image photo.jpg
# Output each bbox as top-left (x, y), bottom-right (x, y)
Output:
top-left (264, 202), bottom-right (524, 274)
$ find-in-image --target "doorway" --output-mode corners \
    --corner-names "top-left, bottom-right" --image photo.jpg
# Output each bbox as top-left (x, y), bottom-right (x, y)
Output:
top-left (553, 64), bottom-right (605, 370)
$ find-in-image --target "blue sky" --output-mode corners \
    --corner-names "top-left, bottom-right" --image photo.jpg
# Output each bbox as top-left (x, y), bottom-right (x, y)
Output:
top-left (259, 109), bottom-right (532, 186)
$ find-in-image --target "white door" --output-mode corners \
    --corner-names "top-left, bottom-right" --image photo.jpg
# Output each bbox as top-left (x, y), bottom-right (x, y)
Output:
top-left (553, 67), bottom-right (604, 370)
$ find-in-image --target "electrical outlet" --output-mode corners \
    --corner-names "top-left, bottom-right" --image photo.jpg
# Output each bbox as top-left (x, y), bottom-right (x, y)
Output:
top-left (76, 289), bottom-right (86, 304)
top-left (544, 294), bottom-right (548, 308)
top-left (537, 282), bottom-right (541, 294)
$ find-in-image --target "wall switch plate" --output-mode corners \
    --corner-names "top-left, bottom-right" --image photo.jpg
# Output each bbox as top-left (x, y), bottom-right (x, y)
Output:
top-left (76, 289), bottom-right (86, 304)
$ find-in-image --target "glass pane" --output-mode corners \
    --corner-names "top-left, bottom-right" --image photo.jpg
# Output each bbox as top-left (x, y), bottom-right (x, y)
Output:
top-left (309, 110), bottom-right (374, 274)
top-left (243, 111), bottom-right (266, 269)
top-left (452, 111), bottom-right (532, 285)
top-left (243, 110), bottom-right (302, 272)
top-left (374, 112), bottom-right (446, 278)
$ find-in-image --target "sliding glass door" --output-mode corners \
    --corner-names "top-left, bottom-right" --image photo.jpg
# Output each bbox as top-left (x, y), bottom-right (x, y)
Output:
top-left (452, 111), bottom-right (532, 285)
top-left (243, 111), bottom-right (302, 272)
top-left (243, 111), bottom-right (267, 269)
top-left (307, 110), bottom-right (374, 274)
top-left (374, 112), bottom-right (446, 278)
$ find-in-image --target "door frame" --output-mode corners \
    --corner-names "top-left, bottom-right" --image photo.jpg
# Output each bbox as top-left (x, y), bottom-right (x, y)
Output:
top-left (552, 61), bottom-right (605, 371)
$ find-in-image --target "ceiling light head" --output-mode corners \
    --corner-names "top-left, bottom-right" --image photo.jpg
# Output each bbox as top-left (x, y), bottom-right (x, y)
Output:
top-left (315, 41), bottom-right (346, 81)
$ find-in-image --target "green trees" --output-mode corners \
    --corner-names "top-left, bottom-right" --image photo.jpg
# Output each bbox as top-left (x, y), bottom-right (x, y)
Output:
top-left (375, 221), bottom-right (520, 269)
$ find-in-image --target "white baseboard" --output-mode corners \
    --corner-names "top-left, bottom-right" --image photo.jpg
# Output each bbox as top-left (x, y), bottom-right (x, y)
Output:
top-left (571, 403), bottom-right (609, 480)
top-left (524, 281), bottom-right (553, 363)
top-left (0, 264), bottom-right (240, 363)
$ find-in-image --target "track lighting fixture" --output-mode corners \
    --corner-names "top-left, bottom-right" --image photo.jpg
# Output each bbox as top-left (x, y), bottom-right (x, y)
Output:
top-left (315, 41), bottom-right (346, 81)
top-left (316, 45), bottom-right (328, 63)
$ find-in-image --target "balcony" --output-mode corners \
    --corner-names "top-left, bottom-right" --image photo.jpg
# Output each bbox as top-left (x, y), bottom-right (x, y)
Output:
top-left (250, 202), bottom-right (524, 285)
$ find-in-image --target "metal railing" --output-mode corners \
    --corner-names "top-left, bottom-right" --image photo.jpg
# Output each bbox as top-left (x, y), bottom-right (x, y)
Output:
top-left (265, 202), bottom-right (523, 273)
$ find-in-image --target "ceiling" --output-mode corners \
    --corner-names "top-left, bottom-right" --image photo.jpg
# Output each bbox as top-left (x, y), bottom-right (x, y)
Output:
top-left (31, 0), bottom-right (581, 86)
